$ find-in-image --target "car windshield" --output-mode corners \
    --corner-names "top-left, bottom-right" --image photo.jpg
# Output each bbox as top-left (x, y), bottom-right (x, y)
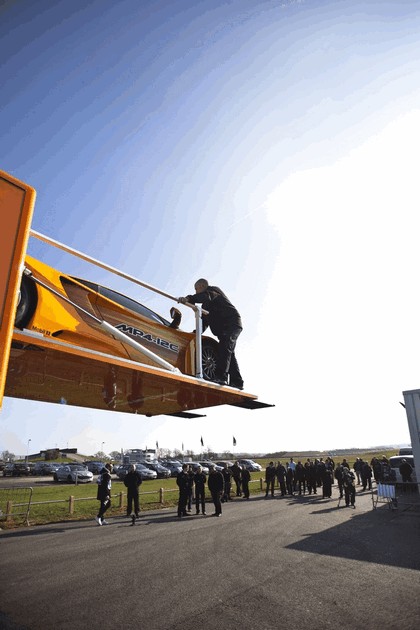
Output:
top-left (72, 278), bottom-right (170, 326)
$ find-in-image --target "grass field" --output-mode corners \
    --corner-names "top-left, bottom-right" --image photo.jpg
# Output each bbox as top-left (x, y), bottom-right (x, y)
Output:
top-left (1, 449), bottom-right (400, 528)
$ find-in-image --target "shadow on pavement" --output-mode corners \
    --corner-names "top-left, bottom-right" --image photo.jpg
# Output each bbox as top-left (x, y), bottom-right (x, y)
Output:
top-left (286, 503), bottom-right (420, 571)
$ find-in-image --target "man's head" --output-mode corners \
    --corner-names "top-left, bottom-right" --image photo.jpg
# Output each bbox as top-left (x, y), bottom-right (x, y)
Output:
top-left (129, 464), bottom-right (136, 472)
top-left (105, 463), bottom-right (112, 471)
top-left (194, 278), bottom-right (208, 293)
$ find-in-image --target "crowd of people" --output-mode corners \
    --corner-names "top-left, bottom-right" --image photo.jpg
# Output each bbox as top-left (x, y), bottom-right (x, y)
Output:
top-left (94, 455), bottom-right (414, 525)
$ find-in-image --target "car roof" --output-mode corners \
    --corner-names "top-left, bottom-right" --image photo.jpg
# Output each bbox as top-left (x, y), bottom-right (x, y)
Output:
top-left (389, 455), bottom-right (414, 465)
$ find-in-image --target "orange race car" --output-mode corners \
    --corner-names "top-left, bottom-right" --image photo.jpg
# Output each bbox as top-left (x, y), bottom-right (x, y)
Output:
top-left (14, 256), bottom-right (219, 383)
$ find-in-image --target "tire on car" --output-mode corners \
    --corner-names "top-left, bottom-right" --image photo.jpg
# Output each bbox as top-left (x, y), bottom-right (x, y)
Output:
top-left (15, 274), bottom-right (38, 329)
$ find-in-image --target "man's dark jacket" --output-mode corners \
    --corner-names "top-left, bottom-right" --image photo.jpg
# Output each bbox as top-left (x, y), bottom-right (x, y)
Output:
top-left (208, 470), bottom-right (224, 494)
top-left (186, 286), bottom-right (242, 337)
top-left (124, 470), bottom-right (143, 491)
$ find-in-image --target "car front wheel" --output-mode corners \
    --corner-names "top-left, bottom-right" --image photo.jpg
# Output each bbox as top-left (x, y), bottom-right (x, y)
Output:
top-left (15, 274), bottom-right (38, 329)
top-left (201, 340), bottom-right (218, 381)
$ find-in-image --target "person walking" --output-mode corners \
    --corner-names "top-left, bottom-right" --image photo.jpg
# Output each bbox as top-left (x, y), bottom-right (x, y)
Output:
top-left (124, 464), bottom-right (142, 525)
top-left (95, 462), bottom-right (112, 526)
top-left (207, 464), bottom-right (224, 516)
top-left (194, 465), bottom-right (207, 514)
top-left (178, 279), bottom-right (244, 388)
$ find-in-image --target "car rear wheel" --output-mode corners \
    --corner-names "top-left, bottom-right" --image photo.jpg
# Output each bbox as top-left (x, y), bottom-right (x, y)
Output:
top-left (15, 274), bottom-right (38, 329)
top-left (201, 340), bottom-right (218, 381)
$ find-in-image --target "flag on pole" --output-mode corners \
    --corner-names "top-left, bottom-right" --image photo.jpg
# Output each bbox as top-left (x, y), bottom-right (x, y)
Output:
top-left (156, 441), bottom-right (159, 449)
top-left (182, 442), bottom-right (184, 451)
top-left (233, 436), bottom-right (237, 446)
top-left (200, 436), bottom-right (204, 446)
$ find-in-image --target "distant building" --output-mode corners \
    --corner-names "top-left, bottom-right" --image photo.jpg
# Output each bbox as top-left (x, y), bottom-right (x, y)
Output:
top-left (124, 448), bottom-right (156, 463)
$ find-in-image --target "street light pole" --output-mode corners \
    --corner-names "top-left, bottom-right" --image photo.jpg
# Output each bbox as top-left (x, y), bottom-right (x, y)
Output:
top-left (101, 442), bottom-right (105, 458)
top-left (26, 438), bottom-right (31, 463)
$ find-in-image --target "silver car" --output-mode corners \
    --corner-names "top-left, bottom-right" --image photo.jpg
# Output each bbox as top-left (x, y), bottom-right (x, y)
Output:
top-left (54, 464), bottom-right (93, 483)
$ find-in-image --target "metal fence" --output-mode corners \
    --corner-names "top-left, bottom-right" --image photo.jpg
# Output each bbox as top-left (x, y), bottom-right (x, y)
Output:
top-left (0, 479), bottom-right (265, 526)
top-left (0, 486), bottom-right (33, 526)
top-left (371, 481), bottom-right (420, 511)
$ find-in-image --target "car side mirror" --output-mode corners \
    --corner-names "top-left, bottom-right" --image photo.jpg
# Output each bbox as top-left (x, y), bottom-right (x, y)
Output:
top-left (169, 307), bottom-right (182, 329)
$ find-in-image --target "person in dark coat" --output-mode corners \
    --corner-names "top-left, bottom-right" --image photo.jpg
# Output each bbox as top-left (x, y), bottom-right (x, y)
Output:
top-left (334, 464), bottom-right (345, 499)
top-left (306, 461), bottom-right (317, 495)
top-left (186, 465), bottom-right (195, 512)
top-left (95, 462), bottom-right (112, 526)
top-left (231, 461), bottom-right (242, 496)
top-left (342, 467), bottom-right (356, 508)
top-left (286, 463), bottom-right (295, 496)
top-left (179, 279), bottom-right (243, 388)
top-left (241, 465), bottom-right (251, 499)
top-left (176, 464), bottom-right (191, 517)
top-left (194, 465), bottom-right (207, 515)
top-left (360, 460), bottom-right (372, 490)
top-left (276, 462), bottom-right (287, 496)
top-left (353, 458), bottom-right (362, 485)
top-left (207, 465), bottom-right (224, 516)
top-left (124, 464), bottom-right (142, 524)
top-left (295, 461), bottom-right (306, 495)
top-left (399, 459), bottom-right (413, 483)
top-left (265, 461), bottom-right (276, 497)
top-left (320, 460), bottom-right (333, 498)
top-left (221, 463), bottom-right (232, 502)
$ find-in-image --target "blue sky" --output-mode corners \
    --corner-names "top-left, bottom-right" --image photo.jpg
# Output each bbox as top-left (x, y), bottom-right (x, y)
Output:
top-left (1, 0), bottom-right (420, 457)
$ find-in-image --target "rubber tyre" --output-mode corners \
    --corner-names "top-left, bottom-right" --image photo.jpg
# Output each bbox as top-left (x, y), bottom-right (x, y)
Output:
top-left (15, 274), bottom-right (38, 329)
top-left (201, 340), bottom-right (219, 381)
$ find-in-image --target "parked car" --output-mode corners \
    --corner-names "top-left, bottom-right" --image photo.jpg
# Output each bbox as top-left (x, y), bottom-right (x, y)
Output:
top-left (44, 463), bottom-right (62, 474)
top-left (116, 463), bottom-right (157, 480)
top-left (237, 458), bottom-right (262, 472)
top-left (84, 461), bottom-right (107, 474)
top-left (389, 455), bottom-right (417, 484)
top-left (198, 460), bottom-right (223, 472)
top-left (53, 464), bottom-right (93, 483)
top-left (143, 462), bottom-right (171, 479)
top-left (32, 462), bottom-right (50, 475)
top-left (398, 447), bottom-right (413, 456)
top-left (159, 460), bottom-right (182, 477)
top-left (2, 462), bottom-right (32, 477)
top-left (184, 462), bottom-right (209, 474)
top-left (215, 461), bottom-right (234, 470)
top-left (15, 255), bottom-right (220, 385)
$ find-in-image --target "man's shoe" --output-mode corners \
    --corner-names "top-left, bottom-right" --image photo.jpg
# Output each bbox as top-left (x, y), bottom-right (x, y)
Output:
top-left (101, 519), bottom-right (109, 525)
top-left (95, 516), bottom-right (102, 526)
top-left (213, 378), bottom-right (228, 386)
top-left (202, 512), bottom-right (206, 515)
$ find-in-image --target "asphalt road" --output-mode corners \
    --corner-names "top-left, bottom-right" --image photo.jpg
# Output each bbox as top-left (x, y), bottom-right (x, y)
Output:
top-left (1, 490), bottom-right (419, 630)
